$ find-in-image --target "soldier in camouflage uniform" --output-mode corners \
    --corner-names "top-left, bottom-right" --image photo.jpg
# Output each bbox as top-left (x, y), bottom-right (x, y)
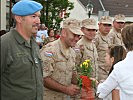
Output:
top-left (94, 16), bottom-right (113, 81)
top-left (109, 14), bottom-right (125, 46)
top-left (75, 18), bottom-right (99, 80)
top-left (40, 18), bottom-right (84, 100)
top-left (74, 18), bottom-right (99, 99)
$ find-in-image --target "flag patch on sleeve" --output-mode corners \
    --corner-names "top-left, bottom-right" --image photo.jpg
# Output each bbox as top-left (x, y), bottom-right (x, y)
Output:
top-left (44, 51), bottom-right (53, 57)
top-left (74, 48), bottom-right (80, 51)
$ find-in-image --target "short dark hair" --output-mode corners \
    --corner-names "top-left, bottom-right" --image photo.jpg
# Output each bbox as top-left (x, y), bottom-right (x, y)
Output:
top-left (108, 45), bottom-right (127, 75)
top-left (122, 24), bottom-right (133, 51)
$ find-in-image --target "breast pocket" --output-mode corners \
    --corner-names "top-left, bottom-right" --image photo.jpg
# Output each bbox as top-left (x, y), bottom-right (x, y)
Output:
top-left (98, 43), bottom-right (108, 51)
top-left (15, 52), bottom-right (33, 66)
top-left (9, 52), bottom-right (34, 82)
top-left (55, 59), bottom-right (67, 72)
top-left (36, 55), bottom-right (43, 76)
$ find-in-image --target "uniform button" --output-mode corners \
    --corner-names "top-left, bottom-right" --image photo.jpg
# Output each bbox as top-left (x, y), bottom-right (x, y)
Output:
top-left (34, 58), bottom-right (39, 64)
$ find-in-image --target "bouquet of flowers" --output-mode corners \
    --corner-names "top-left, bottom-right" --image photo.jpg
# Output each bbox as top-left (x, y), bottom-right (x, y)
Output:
top-left (77, 59), bottom-right (96, 100)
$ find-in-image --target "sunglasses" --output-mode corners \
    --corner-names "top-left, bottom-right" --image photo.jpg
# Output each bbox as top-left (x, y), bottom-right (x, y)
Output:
top-left (117, 22), bottom-right (125, 24)
top-left (103, 24), bottom-right (112, 27)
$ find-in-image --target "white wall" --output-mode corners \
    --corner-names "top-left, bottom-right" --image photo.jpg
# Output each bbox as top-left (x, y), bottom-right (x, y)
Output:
top-left (0, 0), bottom-right (6, 30)
top-left (68, 0), bottom-right (88, 21)
top-left (68, 0), bottom-right (99, 22)
top-left (125, 17), bottom-right (133, 22)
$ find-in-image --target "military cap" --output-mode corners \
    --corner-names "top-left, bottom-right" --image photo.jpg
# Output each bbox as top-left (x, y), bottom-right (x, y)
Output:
top-left (82, 18), bottom-right (98, 29)
top-left (114, 14), bottom-right (125, 22)
top-left (99, 16), bottom-right (112, 24)
top-left (62, 18), bottom-right (84, 35)
top-left (12, 0), bottom-right (43, 16)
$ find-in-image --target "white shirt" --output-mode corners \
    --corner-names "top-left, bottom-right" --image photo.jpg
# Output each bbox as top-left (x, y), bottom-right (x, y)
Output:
top-left (36, 36), bottom-right (43, 43)
top-left (97, 51), bottom-right (133, 100)
top-left (36, 30), bottom-right (48, 43)
top-left (37, 30), bottom-right (48, 38)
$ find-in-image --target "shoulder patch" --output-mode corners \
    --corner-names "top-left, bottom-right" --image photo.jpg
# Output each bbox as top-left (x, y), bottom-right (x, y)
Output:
top-left (44, 51), bottom-right (53, 57)
top-left (73, 48), bottom-right (80, 52)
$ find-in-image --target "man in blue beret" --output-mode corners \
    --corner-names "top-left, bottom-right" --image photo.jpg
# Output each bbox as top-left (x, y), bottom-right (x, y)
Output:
top-left (1, 0), bottom-right (43, 100)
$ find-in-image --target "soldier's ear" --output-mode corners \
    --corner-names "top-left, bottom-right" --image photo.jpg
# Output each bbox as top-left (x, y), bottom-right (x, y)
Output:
top-left (98, 23), bottom-right (101, 26)
top-left (15, 15), bottom-right (23, 23)
top-left (81, 27), bottom-right (84, 32)
top-left (61, 28), bottom-right (67, 37)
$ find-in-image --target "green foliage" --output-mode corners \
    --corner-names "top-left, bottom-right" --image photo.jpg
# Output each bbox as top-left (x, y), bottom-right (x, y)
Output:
top-left (34, 0), bottom-right (74, 30)
top-left (77, 77), bottom-right (82, 90)
top-left (91, 80), bottom-right (96, 89)
top-left (79, 60), bottom-right (93, 77)
top-left (77, 60), bottom-right (96, 89)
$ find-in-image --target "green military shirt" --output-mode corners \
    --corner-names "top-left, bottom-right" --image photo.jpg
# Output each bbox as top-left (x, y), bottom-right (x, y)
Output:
top-left (1, 29), bottom-right (43, 100)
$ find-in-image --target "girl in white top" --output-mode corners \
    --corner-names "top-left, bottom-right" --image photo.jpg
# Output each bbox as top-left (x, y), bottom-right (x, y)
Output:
top-left (103, 45), bottom-right (126, 100)
top-left (97, 24), bottom-right (133, 100)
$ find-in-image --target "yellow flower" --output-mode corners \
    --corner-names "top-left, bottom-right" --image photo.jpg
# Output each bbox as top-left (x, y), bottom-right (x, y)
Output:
top-left (80, 64), bottom-right (82, 68)
top-left (85, 59), bottom-right (90, 63)
top-left (83, 61), bottom-right (88, 68)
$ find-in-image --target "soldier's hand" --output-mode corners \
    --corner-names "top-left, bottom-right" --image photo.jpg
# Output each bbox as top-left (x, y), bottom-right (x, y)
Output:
top-left (90, 77), bottom-right (99, 86)
top-left (81, 88), bottom-right (89, 99)
top-left (65, 84), bottom-right (80, 96)
top-left (81, 87), bottom-right (94, 99)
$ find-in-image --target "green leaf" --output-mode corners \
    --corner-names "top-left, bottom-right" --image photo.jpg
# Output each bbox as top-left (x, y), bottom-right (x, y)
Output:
top-left (91, 80), bottom-right (96, 89)
top-left (34, 0), bottom-right (74, 30)
top-left (78, 78), bottom-right (82, 90)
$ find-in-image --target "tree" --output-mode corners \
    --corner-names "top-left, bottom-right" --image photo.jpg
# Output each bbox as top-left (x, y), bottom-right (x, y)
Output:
top-left (35, 0), bottom-right (74, 30)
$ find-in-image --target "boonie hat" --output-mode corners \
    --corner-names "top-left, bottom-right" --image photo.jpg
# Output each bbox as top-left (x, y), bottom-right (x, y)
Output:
top-left (12, 0), bottom-right (43, 16)
top-left (99, 16), bottom-right (112, 24)
top-left (82, 18), bottom-right (98, 30)
top-left (62, 18), bottom-right (84, 35)
top-left (114, 14), bottom-right (125, 22)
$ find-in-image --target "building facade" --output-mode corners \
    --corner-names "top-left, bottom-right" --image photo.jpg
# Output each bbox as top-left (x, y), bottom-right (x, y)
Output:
top-left (68, 0), bottom-right (133, 22)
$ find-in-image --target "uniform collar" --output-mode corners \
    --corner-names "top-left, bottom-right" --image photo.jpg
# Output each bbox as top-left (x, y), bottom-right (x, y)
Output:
top-left (82, 36), bottom-right (92, 44)
top-left (81, 36), bottom-right (93, 49)
top-left (58, 39), bottom-right (72, 59)
top-left (97, 31), bottom-right (108, 40)
top-left (127, 51), bottom-right (133, 58)
top-left (113, 27), bottom-right (121, 33)
top-left (112, 27), bottom-right (122, 39)
top-left (11, 29), bottom-right (25, 44)
top-left (11, 29), bottom-right (34, 48)
top-left (124, 51), bottom-right (133, 62)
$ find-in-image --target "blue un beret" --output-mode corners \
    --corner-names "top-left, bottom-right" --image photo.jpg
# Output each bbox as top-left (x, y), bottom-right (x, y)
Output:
top-left (11, 0), bottom-right (43, 16)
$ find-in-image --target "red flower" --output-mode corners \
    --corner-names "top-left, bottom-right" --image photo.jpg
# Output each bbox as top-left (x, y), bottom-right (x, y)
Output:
top-left (80, 75), bottom-right (94, 100)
